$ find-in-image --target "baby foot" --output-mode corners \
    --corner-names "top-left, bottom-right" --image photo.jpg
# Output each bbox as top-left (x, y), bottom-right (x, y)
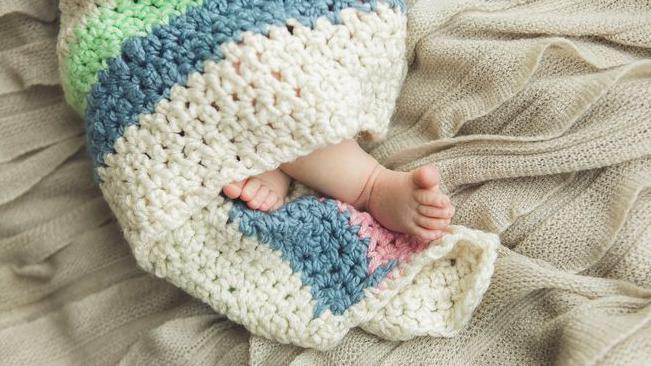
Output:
top-left (223, 168), bottom-right (291, 211)
top-left (356, 164), bottom-right (455, 241)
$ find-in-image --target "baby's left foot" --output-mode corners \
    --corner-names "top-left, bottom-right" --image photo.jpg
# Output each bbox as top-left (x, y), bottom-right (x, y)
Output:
top-left (356, 164), bottom-right (455, 241)
top-left (222, 168), bottom-right (291, 211)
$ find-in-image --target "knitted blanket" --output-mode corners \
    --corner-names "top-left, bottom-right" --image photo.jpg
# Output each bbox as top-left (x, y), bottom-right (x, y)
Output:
top-left (2, 0), bottom-right (650, 365)
top-left (55, 0), bottom-right (498, 349)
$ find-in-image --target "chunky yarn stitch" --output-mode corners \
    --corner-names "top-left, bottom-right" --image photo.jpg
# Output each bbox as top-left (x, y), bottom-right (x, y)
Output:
top-left (57, 0), bottom-right (499, 349)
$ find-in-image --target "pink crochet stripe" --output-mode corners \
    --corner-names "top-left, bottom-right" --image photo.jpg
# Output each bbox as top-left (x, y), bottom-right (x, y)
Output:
top-left (336, 201), bottom-right (430, 274)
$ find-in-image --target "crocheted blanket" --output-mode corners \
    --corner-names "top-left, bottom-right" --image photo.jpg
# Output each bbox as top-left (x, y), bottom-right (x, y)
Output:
top-left (56, 0), bottom-right (498, 349)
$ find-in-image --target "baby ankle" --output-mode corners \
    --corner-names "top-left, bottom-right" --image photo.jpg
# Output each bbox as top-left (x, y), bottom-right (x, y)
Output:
top-left (352, 163), bottom-right (384, 211)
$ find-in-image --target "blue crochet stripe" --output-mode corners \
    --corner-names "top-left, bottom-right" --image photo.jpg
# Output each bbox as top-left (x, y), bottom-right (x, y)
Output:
top-left (228, 196), bottom-right (396, 318)
top-left (86, 0), bottom-right (405, 168)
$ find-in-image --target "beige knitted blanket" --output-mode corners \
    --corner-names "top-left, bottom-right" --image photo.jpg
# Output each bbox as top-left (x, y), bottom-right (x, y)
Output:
top-left (1, 0), bottom-right (650, 364)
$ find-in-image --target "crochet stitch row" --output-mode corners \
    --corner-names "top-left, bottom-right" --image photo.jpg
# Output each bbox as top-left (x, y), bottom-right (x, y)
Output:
top-left (62, 0), bottom-right (404, 167)
top-left (63, 0), bottom-right (406, 114)
top-left (61, 0), bottom-right (202, 112)
top-left (230, 197), bottom-right (400, 318)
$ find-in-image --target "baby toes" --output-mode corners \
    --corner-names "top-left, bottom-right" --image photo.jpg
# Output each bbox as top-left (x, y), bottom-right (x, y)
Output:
top-left (222, 180), bottom-right (245, 199)
top-left (248, 186), bottom-right (270, 210)
top-left (411, 225), bottom-right (444, 241)
top-left (417, 205), bottom-right (454, 219)
top-left (258, 193), bottom-right (278, 212)
top-left (414, 189), bottom-right (450, 208)
top-left (240, 179), bottom-right (262, 202)
top-left (412, 164), bottom-right (441, 190)
top-left (415, 215), bottom-right (450, 231)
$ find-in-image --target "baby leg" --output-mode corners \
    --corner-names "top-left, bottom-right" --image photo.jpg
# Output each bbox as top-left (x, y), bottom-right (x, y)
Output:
top-left (280, 139), bottom-right (455, 240)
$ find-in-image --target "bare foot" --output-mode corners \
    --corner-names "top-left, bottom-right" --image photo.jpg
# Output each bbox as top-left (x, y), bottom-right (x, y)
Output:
top-left (222, 168), bottom-right (291, 211)
top-left (355, 164), bottom-right (455, 241)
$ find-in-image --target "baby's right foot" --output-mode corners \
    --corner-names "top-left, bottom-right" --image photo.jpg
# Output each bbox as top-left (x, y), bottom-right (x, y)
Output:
top-left (222, 168), bottom-right (291, 211)
top-left (356, 164), bottom-right (455, 241)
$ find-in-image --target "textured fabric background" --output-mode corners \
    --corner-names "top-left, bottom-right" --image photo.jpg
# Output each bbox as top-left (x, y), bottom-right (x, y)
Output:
top-left (1, 0), bottom-right (650, 365)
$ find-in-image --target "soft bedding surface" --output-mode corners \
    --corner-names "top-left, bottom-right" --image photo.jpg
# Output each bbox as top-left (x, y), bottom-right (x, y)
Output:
top-left (1, 0), bottom-right (650, 364)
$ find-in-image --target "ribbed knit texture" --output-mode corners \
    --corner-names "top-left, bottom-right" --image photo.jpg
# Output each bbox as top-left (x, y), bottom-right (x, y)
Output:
top-left (1, 0), bottom-right (650, 364)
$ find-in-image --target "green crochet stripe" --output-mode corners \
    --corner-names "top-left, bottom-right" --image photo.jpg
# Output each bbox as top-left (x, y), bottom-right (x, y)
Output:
top-left (63, 0), bottom-right (204, 113)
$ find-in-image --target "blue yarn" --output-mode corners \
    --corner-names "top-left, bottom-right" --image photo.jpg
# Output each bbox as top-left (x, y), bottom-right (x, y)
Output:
top-left (228, 196), bottom-right (396, 318)
top-left (85, 0), bottom-right (405, 168)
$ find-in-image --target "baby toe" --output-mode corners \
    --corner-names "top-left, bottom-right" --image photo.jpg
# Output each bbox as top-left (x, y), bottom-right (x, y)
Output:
top-left (417, 205), bottom-right (454, 219)
top-left (259, 193), bottom-right (278, 212)
top-left (412, 164), bottom-right (441, 189)
top-left (241, 179), bottom-right (262, 201)
top-left (414, 189), bottom-right (450, 207)
top-left (222, 182), bottom-right (244, 199)
top-left (415, 215), bottom-right (450, 230)
top-left (411, 225), bottom-right (444, 241)
top-left (248, 186), bottom-right (270, 210)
